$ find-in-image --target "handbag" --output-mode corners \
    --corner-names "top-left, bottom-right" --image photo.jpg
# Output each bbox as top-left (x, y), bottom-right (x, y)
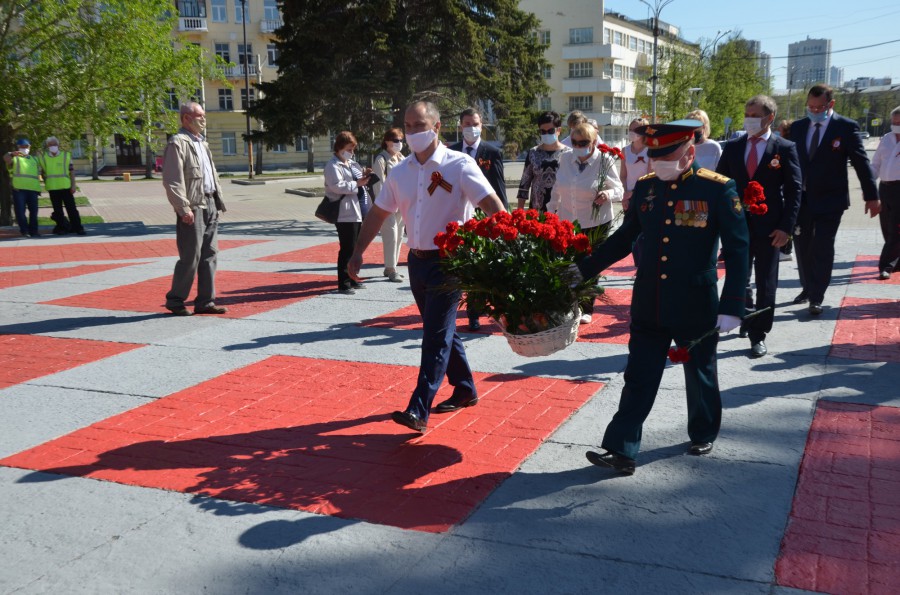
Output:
top-left (315, 196), bottom-right (341, 224)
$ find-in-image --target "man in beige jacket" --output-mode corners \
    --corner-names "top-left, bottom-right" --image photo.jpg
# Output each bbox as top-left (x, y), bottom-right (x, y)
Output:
top-left (162, 102), bottom-right (228, 316)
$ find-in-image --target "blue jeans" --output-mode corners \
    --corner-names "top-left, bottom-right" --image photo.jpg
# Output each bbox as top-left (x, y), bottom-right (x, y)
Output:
top-left (13, 189), bottom-right (39, 235)
top-left (405, 253), bottom-right (476, 422)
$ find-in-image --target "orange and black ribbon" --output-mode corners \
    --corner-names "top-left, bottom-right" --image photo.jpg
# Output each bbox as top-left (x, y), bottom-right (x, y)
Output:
top-left (428, 171), bottom-right (453, 195)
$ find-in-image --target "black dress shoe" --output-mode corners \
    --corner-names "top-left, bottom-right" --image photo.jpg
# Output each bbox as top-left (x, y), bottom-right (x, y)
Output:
top-left (350, 281), bottom-right (367, 289)
top-left (194, 304), bottom-right (228, 315)
top-left (391, 410), bottom-right (426, 433)
top-left (434, 393), bottom-right (479, 413)
top-left (792, 291), bottom-right (809, 305)
top-left (750, 341), bottom-right (767, 358)
top-left (738, 329), bottom-right (748, 339)
top-left (808, 303), bottom-right (823, 316)
top-left (585, 450), bottom-right (635, 475)
top-left (879, 270), bottom-right (891, 280)
top-left (468, 319), bottom-right (481, 331)
top-left (337, 288), bottom-right (356, 295)
top-left (688, 442), bottom-right (713, 456)
top-left (167, 306), bottom-right (193, 316)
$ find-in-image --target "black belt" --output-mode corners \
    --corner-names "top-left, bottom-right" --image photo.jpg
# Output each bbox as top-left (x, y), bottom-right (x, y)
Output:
top-left (880, 180), bottom-right (900, 186)
top-left (409, 249), bottom-right (441, 259)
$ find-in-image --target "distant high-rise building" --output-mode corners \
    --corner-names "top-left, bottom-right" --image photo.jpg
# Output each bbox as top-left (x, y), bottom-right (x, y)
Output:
top-left (787, 37), bottom-right (831, 89)
top-left (741, 40), bottom-right (771, 85)
top-left (846, 76), bottom-right (893, 90)
top-left (828, 66), bottom-right (844, 88)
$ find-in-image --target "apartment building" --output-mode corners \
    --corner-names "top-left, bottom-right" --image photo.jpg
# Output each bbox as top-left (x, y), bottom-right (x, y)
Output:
top-left (787, 37), bottom-right (832, 90)
top-left (520, 0), bottom-right (681, 144)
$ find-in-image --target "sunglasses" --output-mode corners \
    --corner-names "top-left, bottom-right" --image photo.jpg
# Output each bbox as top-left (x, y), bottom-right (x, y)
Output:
top-left (571, 140), bottom-right (592, 148)
top-left (538, 127), bottom-right (556, 134)
top-left (387, 138), bottom-right (403, 142)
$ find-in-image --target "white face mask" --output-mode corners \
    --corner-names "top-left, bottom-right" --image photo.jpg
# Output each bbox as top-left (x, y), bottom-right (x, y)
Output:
top-left (340, 150), bottom-right (354, 161)
top-left (652, 151), bottom-right (692, 181)
top-left (540, 133), bottom-right (558, 145)
top-left (406, 128), bottom-right (437, 153)
top-left (743, 117), bottom-right (764, 136)
top-left (391, 142), bottom-right (403, 153)
top-left (628, 131), bottom-right (641, 143)
top-left (462, 126), bottom-right (481, 143)
top-left (892, 125), bottom-right (900, 135)
top-left (574, 147), bottom-right (593, 158)
top-left (19, 147), bottom-right (30, 155)
top-left (48, 146), bottom-right (60, 155)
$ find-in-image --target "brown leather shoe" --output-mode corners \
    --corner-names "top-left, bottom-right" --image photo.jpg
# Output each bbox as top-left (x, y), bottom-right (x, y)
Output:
top-left (167, 306), bottom-right (192, 316)
top-left (585, 450), bottom-right (635, 475)
top-left (194, 304), bottom-right (228, 315)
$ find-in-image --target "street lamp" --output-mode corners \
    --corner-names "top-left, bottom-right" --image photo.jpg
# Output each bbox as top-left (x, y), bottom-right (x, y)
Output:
top-left (240, 0), bottom-right (253, 179)
top-left (638, 0), bottom-right (675, 123)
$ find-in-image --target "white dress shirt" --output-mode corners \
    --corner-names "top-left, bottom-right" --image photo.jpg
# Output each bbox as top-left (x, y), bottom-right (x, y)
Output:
top-left (871, 133), bottom-right (900, 182)
top-left (375, 143), bottom-right (494, 250)
top-left (191, 136), bottom-right (215, 195)
top-left (744, 130), bottom-right (772, 165)
top-left (806, 111), bottom-right (833, 153)
top-left (547, 147), bottom-right (624, 228)
top-left (462, 137), bottom-right (481, 157)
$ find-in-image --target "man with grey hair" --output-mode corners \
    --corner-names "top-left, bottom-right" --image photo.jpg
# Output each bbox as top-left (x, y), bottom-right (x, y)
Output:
top-left (560, 110), bottom-right (588, 147)
top-left (161, 102), bottom-right (228, 316)
top-left (716, 94), bottom-right (801, 357)
top-left (39, 136), bottom-right (85, 235)
top-left (348, 100), bottom-right (504, 434)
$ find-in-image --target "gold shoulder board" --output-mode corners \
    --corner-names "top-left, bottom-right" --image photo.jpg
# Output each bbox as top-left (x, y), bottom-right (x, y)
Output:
top-left (696, 168), bottom-right (730, 184)
top-left (637, 172), bottom-right (657, 181)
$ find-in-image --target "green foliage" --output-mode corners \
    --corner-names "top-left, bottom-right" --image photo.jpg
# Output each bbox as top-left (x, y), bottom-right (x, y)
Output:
top-left (250, 0), bottom-right (549, 154)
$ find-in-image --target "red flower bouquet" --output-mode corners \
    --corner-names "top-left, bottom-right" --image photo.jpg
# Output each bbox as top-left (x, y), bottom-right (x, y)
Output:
top-left (743, 180), bottom-right (768, 216)
top-left (435, 210), bottom-right (599, 344)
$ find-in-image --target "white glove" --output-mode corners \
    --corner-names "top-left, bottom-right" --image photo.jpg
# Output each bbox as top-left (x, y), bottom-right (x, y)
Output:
top-left (716, 314), bottom-right (741, 333)
top-left (567, 263), bottom-right (584, 287)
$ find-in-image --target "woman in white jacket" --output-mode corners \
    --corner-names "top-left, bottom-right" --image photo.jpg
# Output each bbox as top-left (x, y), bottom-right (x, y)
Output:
top-left (324, 131), bottom-right (371, 294)
top-left (548, 122), bottom-right (624, 323)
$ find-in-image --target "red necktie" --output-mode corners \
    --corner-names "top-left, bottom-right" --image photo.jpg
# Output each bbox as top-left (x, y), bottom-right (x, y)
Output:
top-left (747, 137), bottom-right (761, 178)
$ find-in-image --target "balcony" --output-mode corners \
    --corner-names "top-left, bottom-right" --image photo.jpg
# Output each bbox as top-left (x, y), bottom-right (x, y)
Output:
top-left (260, 19), bottom-right (283, 33)
top-left (178, 17), bottom-right (208, 32)
top-left (223, 64), bottom-right (258, 78)
top-left (562, 76), bottom-right (634, 95)
top-left (562, 43), bottom-right (632, 61)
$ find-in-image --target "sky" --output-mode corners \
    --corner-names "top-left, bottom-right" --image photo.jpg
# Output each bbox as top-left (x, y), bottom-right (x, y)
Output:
top-left (602, 0), bottom-right (900, 89)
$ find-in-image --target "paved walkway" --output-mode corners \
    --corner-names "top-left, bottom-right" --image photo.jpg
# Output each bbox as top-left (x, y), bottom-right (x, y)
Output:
top-left (0, 160), bottom-right (897, 594)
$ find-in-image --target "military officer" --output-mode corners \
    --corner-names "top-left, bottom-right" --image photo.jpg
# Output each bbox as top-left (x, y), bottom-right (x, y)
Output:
top-left (572, 120), bottom-right (750, 475)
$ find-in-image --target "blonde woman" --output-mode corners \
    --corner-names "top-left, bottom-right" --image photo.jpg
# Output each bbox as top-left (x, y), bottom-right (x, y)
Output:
top-left (687, 109), bottom-right (722, 170)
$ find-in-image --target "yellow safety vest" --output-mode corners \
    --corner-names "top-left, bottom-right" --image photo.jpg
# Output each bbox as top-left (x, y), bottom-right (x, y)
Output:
top-left (41, 151), bottom-right (72, 191)
top-left (10, 155), bottom-right (41, 191)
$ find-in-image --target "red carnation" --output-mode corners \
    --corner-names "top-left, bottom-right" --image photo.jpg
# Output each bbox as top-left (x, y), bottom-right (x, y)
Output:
top-left (446, 221), bottom-right (460, 234)
top-left (667, 346), bottom-right (691, 363)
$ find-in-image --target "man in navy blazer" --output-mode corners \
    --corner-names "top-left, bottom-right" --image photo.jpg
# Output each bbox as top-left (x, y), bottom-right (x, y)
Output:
top-left (717, 95), bottom-right (802, 357)
top-left (450, 106), bottom-right (507, 330)
top-left (789, 84), bottom-right (880, 316)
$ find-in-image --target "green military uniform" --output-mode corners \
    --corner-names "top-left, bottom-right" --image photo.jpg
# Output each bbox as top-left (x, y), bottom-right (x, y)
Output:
top-left (578, 163), bottom-right (750, 460)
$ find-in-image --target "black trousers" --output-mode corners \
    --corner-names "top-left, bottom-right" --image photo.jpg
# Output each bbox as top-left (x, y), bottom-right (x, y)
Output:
top-left (794, 205), bottom-right (843, 304)
top-left (743, 234), bottom-right (779, 342)
top-left (878, 181), bottom-right (900, 272)
top-left (48, 189), bottom-right (83, 233)
top-left (335, 221), bottom-right (361, 290)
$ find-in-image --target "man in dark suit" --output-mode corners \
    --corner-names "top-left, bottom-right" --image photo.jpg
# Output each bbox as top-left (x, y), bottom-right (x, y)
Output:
top-left (573, 120), bottom-right (749, 475)
top-left (790, 84), bottom-right (880, 316)
top-left (450, 106), bottom-right (507, 330)
top-left (717, 95), bottom-right (802, 357)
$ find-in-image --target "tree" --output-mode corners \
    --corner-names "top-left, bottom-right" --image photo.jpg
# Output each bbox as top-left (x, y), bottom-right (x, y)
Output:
top-left (702, 37), bottom-right (767, 138)
top-left (250, 0), bottom-right (549, 162)
top-left (0, 0), bottom-right (218, 223)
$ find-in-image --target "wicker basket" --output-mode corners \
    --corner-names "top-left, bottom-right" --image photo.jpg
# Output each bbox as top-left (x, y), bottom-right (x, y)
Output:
top-left (499, 306), bottom-right (582, 357)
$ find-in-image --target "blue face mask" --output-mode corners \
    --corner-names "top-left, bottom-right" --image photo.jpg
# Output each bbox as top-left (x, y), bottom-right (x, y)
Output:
top-left (807, 109), bottom-right (828, 123)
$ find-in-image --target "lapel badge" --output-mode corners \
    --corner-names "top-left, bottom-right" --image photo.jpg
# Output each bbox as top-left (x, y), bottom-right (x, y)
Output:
top-left (732, 197), bottom-right (743, 213)
top-left (769, 154), bottom-right (781, 169)
top-left (831, 138), bottom-right (841, 150)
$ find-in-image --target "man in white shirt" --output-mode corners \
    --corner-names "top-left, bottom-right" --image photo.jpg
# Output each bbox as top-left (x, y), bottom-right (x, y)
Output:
top-left (349, 101), bottom-right (504, 433)
top-left (871, 105), bottom-right (900, 279)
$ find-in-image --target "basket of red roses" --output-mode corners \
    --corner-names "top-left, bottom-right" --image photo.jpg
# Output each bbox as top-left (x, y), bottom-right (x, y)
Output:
top-left (434, 209), bottom-right (599, 357)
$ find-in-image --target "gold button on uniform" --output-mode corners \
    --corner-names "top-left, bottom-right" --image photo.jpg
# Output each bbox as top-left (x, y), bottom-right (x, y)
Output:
top-left (661, 274), bottom-right (668, 279)
top-left (665, 219), bottom-right (672, 225)
top-left (661, 255), bottom-right (668, 261)
top-left (663, 237), bottom-right (670, 243)
top-left (667, 201), bottom-right (674, 207)
top-left (670, 184), bottom-right (677, 190)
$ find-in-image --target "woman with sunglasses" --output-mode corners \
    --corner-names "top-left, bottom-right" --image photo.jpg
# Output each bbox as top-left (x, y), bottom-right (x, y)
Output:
top-left (547, 122), bottom-right (624, 324)
top-left (372, 128), bottom-right (406, 283)
top-left (516, 111), bottom-right (568, 212)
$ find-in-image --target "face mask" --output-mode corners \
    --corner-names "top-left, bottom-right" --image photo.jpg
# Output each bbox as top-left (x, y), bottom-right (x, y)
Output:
top-left (891, 125), bottom-right (900, 135)
top-left (19, 147), bottom-right (29, 156)
top-left (391, 142), bottom-right (403, 153)
top-left (462, 126), bottom-right (481, 143)
top-left (743, 117), bottom-right (764, 136)
top-left (540, 133), bottom-right (558, 145)
top-left (807, 109), bottom-right (828, 123)
top-left (653, 152), bottom-right (691, 181)
top-left (48, 146), bottom-right (60, 155)
top-left (628, 131), bottom-right (640, 143)
top-left (406, 128), bottom-right (437, 153)
top-left (340, 150), bottom-right (354, 161)
top-left (574, 147), bottom-right (592, 158)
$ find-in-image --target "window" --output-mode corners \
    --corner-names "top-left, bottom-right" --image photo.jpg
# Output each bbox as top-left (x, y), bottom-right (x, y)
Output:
top-left (613, 64), bottom-right (623, 79)
top-left (541, 64), bottom-right (552, 79)
top-left (539, 30), bottom-right (550, 45)
top-left (568, 62), bottom-right (593, 79)
top-left (218, 89), bottom-right (233, 111)
top-left (222, 133), bottom-right (236, 155)
top-left (240, 88), bottom-right (255, 109)
top-left (569, 96), bottom-right (593, 111)
top-left (569, 27), bottom-right (593, 45)
top-left (539, 96), bottom-right (552, 111)
top-left (215, 42), bottom-right (230, 63)
top-left (603, 63), bottom-right (613, 78)
top-left (266, 43), bottom-right (278, 67)
top-left (295, 136), bottom-right (309, 152)
top-left (72, 136), bottom-right (88, 159)
top-left (613, 31), bottom-right (623, 46)
top-left (234, 0), bottom-right (248, 23)
top-left (603, 28), bottom-right (611, 44)
top-left (177, 1), bottom-right (206, 18)
top-left (272, 143), bottom-right (286, 153)
top-left (264, 0), bottom-right (279, 22)
top-left (614, 97), bottom-right (623, 111)
top-left (629, 36), bottom-right (637, 51)
top-left (603, 96), bottom-right (613, 111)
top-left (166, 88), bottom-right (179, 111)
top-left (237, 43), bottom-right (252, 66)
top-left (211, 0), bottom-right (226, 22)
